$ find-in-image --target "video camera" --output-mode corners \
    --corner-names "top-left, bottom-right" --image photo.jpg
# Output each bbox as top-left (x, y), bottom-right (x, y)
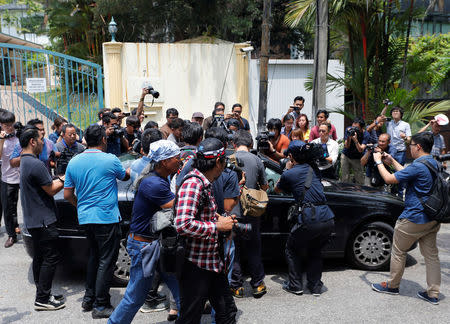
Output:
top-left (256, 131), bottom-right (275, 151)
top-left (52, 148), bottom-right (78, 175)
top-left (110, 124), bottom-right (125, 138)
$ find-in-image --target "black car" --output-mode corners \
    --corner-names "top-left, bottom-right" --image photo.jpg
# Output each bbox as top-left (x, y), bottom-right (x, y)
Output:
top-left (22, 154), bottom-right (406, 285)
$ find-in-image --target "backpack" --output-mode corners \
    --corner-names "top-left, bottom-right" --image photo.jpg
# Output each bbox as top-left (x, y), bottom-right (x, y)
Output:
top-left (228, 153), bottom-right (269, 217)
top-left (416, 160), bottom-right (450, 223)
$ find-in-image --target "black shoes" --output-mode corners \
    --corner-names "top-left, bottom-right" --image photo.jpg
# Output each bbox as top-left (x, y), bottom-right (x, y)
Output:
top-left (4, 236), bottom-right (17, 248)
top-left (82, 300), bottom-right (93, 312)
top-left (282, 281), bottom-right (303, 295)
top-left (34, 295), bottom-right (66, 311)
top-left (92, 306), bottom-right (114, 319)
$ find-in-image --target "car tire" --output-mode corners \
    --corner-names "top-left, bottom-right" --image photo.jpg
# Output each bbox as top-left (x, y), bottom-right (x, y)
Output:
top-left (113, 238), bottom-right (131, 287)
top-left (347, 221), bottom-right (394, 271)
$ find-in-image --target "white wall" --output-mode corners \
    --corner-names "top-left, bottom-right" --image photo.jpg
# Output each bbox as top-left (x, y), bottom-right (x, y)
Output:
top-left (120, 43), bottom-right (239, 126)
top-left (249, 59), bottom-right (345, 139)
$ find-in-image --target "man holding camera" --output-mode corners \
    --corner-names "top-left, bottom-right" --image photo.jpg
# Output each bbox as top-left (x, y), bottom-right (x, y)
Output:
top-left (340, 117), bottom-right (370, 185)
top-left (284, 96), bottom-right (305, 121)
top-left (264, 118), bottom-right (290, 162)
top-left (311, 123), bottom-right (339, 179)
top-left (64, 124), bottom-right (131, 319)
top-left (361, 133), bottom-right (397, 187)
top-left (275, 140), bottom-right (335, 296)
top-left (203, 102), bottom-right (226, 131)
top-left (175, 137), bottom-right (238, 324)
top-left (371, 132), bottom-right (441, 305)
top-left (123, 115), bottom-right (142, 152)
top-left (230, 130), bottom-right (269, 299)
top-left (229, 103), bottom-right (250, 131)
top-left (419, 119), bottom-right (446, 166)
top-left (102, 113), bottom-right (129, 157)
top-left (20, 125), bottom-right (66, 311)
top-left (55, 124), bottom-right (85, 175)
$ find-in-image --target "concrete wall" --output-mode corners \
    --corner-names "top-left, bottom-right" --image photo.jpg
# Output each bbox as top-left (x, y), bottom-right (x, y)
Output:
top-left (249, 59), bottom-right (345, 138)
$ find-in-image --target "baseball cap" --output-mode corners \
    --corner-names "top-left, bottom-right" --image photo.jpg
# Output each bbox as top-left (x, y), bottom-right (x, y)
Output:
top-left (192, 112), bottom-right (204, 119)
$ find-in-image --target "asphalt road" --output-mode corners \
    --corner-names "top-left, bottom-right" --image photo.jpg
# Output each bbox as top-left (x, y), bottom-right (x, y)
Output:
top-left (1, 206), bottom-right (450, 324)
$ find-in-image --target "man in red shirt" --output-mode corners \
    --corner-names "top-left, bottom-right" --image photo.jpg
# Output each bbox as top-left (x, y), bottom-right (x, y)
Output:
top-left (175, 137), bottom-right (238, 324)
top-left (309, 110), bottom-right (338, 141)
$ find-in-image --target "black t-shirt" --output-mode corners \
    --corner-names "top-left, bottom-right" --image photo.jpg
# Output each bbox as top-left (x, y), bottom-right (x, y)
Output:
top-left (20, 154), bottom-right (58, 229)
top-left (124, 129), bottom-right (141, 148)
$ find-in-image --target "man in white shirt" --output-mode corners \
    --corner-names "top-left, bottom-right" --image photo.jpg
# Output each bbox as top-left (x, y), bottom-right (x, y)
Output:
top-left (386, 106), bottom-right (411, 166)
top-left (311, 123), bottom-right (339, 179)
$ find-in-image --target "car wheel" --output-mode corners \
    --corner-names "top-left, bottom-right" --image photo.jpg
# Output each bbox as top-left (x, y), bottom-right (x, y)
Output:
top-left (113, 238), bottom-right (131, 287)
top-left (347, 221), bottom-right (394, 271)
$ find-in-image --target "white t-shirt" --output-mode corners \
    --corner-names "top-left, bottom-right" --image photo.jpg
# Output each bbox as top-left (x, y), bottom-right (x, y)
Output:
top-left (1, 136), bottom-right (20, 184)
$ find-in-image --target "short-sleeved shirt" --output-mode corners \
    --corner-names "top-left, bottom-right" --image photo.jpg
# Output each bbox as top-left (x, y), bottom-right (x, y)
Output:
top-left (394, 155), bottom-right (438, 224)
top-left (386, 120), bottom-right (411, 152)
top-left (234, 150), bottom-right (267, 189)
top-left (177, 158), bottom-right (240, 215)
top-left (1, 136), bottom-right (20, 184)
top-left (130, 172), bottom-right (174, 238)
top-left (20, 154), bottom-right (57, 229)
top-left (342, 128), bottom-right (370, 159)
top-left (49, 131), bottom-right (59, 143)
top-left (107, 136), bottom-right (122, 157)
top-left (276, 164), bottom-right (334, 223)
top-left (431, 134), bottom-right (445, 157)
top-left (241, 117), bottom-right (250, 131)
top-left (11, 138), bottom-right (57, 171)
top-left (309, 124), bottom-right (338, 141)
top-left (130, 156), bottom-right (151, 183)
top-left (64, 149), bottom-right (126, 224)
top-left (365, 144), bottom-right (397, 178)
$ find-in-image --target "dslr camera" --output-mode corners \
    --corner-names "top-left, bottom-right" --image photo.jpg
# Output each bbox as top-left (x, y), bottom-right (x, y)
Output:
top-left (256, 131), bottom-right (275, 151)
top-left (366, 143), bottom-right (378, 151)
top-left (145, 84), bottom-right (160, 99)
top-left (110, 124), bottom-right (125, 138)
top-left (346, 126), bottom-right (359, 137)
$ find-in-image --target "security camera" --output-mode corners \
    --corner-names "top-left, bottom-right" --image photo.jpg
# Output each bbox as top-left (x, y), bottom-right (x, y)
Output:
top-left (240, 46), bottom-right (254, 53)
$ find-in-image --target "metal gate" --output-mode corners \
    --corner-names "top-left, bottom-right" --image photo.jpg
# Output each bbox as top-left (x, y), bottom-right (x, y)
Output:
top-left (0, 43), bottom-right (103, 134)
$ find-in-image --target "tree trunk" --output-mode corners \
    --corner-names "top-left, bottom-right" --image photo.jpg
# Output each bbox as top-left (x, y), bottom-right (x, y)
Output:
top-left (258, 0), bottom-right (271, 132)
top-left (312, 0), bottom-right (328, 123)
top-left (361, 14), bottom-right (368, 119)
top-left (400, 0), bottom-right (414, 88)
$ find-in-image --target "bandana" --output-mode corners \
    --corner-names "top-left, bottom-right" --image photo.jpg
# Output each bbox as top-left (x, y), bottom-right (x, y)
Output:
top-left (147, 140), bottom-right (180, 162)
top-left (197, 146), bottom-right (225, 159)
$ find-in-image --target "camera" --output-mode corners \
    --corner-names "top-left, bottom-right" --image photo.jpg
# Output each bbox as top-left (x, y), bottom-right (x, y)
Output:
top-left (256, 131), bottom-right (275, 151)
top-left (55, 147), bottom-right (77, 175)
top-left (346, 126), bottom-right (359, 137)
top-left (366, 143), bottom-right (378, 151)
top-left (289, 142), bottom-right (327, 166)
top-left (437, 154), bottom-right (450, 162)
top-left (383, 99), bottom-right (392, 106)
top-left (145, 84), bottom-right (160, 99)
top-left (290, 105), bottom-right (300, 113)
top-left (223, 213), bottom-right (252, 239)
top-left (110, 124), bottom-right (125, 138)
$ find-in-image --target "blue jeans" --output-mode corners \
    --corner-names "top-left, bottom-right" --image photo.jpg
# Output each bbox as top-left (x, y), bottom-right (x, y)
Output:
top-left (211, 239), bottom-right (235, 324)
top-left (108, 237), bottom-right (180, 324)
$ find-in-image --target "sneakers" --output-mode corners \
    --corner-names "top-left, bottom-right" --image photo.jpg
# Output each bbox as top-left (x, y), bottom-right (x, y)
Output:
top-left (34, 295), bottom-right (66, 311)
top-left (282, 281), bottom-right (303, 295)
top-left (371, 282), bottom-right (399, 295)
top-left (230, 287), bottom-right (244, 298)
top-left (139, 300), bottom-right (168, 313)
top-left (308, 281), bottom-right (323, 297)
top-left (82, 300), bottom-right (93, 312)
top-left (252, 283), bottom-right (267, 298)
top-left (417, 291), bottom-right (439, 305)
top-left (147, 291), bottom-right (166, 302)
top-left (92, 306), bottom-right (114, 319)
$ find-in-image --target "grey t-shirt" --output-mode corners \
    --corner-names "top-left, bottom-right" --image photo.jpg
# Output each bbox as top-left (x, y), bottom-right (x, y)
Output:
top-left (20, 154), bottom-right (58, 229)
top-left (235, 150), bottom-right (267, 189)
top-left (55, 141), bottom-right (85, 154)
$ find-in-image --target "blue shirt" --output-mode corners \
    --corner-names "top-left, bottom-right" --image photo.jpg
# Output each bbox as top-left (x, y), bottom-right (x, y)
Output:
top-left (11, 138), bottom-right (56, 170)
top-left (342, 128), bottom-right (370, 159)
top-left (107, 136), bottom-right (121, 157)
top-left (64, 149), bottom-right (126, 224)
top-left (176, 158), bottom-right (240, 214)
top-left (431, 134), bottom-right (445, 157)
top-left (130, 156), bottom-right (151, 183)
top-left (49, 132), bottom-right (59, 143)
top-left (394, 155), bottom-right (438, 224)
top-left (130, 172), bottom-right (174, 237)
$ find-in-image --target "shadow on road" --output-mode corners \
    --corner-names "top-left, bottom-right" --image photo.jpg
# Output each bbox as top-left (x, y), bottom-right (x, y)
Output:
top-left (0, 307), bottom-right (31, 324)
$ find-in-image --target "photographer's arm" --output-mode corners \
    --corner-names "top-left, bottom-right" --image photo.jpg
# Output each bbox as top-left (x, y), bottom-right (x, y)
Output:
top-left (136, 88), bottom-right (148, 117)
top-left (64, 187), bottom-right (77, 207)
top-left (0, 135), bottom-right (6, 157)
top-left (344, 136), bottom-right (352, 149)
top-left (224, 197), bottom-right (239, 214)
top-left (10, 157), bottom-right (20, 168)
top-left (120, 136), bottom-right (129, 152)
top-left (352, 135), bottom-right (366, 153)
top-left (373, 152), bottom-right (399, 184)
top-left (42, 178), bottom-right (65, 196)
top-left (418, 121), bottom-right (431, 134)
top-left (360, 150), bottom-right (370, 167)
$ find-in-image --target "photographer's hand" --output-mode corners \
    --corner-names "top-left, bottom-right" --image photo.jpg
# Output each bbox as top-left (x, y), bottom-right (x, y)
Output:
top-left (373, 152), bottom-right (382, 163)
top-left (216, 214), bottom-right (237, 232)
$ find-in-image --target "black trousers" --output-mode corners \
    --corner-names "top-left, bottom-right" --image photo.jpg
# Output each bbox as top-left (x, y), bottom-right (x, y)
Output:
top-left (176, 260), bottom-right (237, 324)
top-left (1, 181), bottom-right (19, 239)
top-left (285, 219), bottom-right (334, 291)
top-left (231, 216), bottom-right (265, 288)
top-left (83, 223), bottom-right (121, 308)
top-left (28, 223), bottom-right (61, 303)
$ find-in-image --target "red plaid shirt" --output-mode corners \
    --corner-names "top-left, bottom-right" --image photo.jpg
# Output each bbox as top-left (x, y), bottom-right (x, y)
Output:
top-left (175, 168), bottom-right (222, 273)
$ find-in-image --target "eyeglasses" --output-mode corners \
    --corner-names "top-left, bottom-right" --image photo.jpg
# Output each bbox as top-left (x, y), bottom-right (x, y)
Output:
top-left (410, 143), bottom-right (418, 146)
top-left (318, 130), bottom-right (327, 133)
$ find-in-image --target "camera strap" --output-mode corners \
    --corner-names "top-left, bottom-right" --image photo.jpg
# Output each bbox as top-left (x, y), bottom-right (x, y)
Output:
top-left (295, 166), bottom-right (314, 225)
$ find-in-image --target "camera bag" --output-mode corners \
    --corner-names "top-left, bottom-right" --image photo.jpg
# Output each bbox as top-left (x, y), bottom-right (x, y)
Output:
top-left (415, 160), bottom-right (450, 223)
top-left (228, 153), bottom-right (269, 217)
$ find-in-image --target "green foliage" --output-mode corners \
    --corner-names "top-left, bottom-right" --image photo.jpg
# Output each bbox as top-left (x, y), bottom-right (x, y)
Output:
top-left (407, 34), bottom-right (450, 94)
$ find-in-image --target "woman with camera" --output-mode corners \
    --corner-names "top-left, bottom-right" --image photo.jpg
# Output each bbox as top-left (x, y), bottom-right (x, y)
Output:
top-left (275, 140), bottom-right (335, 296)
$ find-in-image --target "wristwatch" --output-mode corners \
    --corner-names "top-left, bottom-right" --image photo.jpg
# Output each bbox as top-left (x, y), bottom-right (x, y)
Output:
top-left (375, 160), bottom-right (383, 166)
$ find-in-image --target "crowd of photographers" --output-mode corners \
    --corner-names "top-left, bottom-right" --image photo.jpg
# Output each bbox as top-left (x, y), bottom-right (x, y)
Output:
top-left (0, 89), bottom-right (448, 322)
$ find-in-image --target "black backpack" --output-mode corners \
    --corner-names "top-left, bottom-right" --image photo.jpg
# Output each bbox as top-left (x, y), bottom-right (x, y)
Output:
top-left (416, 160), bottom-right (450, 223)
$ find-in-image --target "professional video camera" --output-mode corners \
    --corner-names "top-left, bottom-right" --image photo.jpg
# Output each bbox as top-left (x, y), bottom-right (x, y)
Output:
top-left (53, 148), bottom-right (78, 175)
top-left (211, 114), bottom-right (230, 132)
top-left (346, 126), bottom-right (359, 137)
top-left (294, 142), bottom-right (327, 166)
top-left (256, 131), bottom-right (275, 151)
top-left (225, 156), bottom-right (244, 181)
top-left (145, 84), bottom-right (160, 99)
